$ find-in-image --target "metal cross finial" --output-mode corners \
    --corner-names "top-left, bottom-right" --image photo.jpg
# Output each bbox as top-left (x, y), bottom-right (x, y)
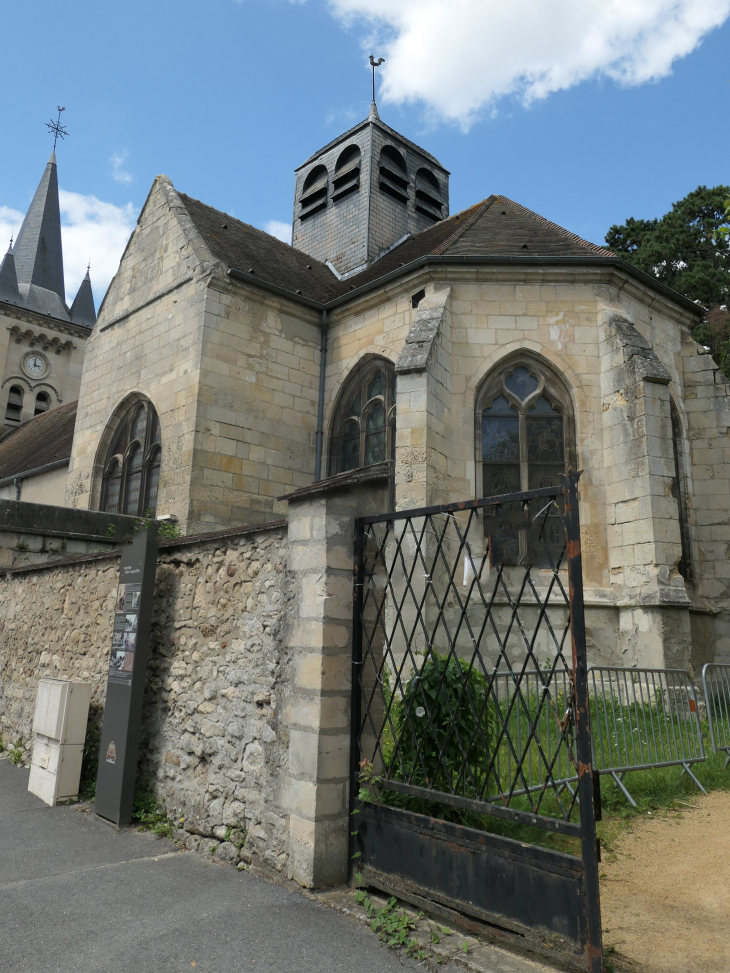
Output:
top-left (46, 106), bottom-right (68, 151)
top-left (369, 55), bottom-right (385, 103)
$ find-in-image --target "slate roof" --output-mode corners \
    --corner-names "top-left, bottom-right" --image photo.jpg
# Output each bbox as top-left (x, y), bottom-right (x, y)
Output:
top-left (178, 193), bottom-right (342, 303)
top-left (0, 400), bottom-right (77, 481)
top-left (298, 105), bottom-right (446, 171)
top-left (1, 153), bottom-right (97, 327)
top-left (180, 191), bottom-right (617, 307)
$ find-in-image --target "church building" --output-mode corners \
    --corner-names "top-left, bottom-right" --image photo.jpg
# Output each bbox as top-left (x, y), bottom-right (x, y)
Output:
top-left (0, 152), bottom-right (96, 501)
top-left (5, 100), bottom-right (730, 673)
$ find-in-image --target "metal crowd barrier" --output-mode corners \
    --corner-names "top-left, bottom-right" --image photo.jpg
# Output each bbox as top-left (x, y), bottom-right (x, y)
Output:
top-left (487, 667), bottom-right (578, 803)
top-left (702, 663), bottom-right (730, 767)
top-left (589, 666), bottom-right (706, 806)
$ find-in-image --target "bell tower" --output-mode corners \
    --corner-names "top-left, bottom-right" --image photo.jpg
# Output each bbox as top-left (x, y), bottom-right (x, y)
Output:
top-left (291, 101), bottom-right (449, 278)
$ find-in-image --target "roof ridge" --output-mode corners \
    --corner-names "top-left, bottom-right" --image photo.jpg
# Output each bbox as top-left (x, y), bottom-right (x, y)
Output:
top-left (495, 195), bottom-right (614, 257)
top-left (430, 198), bottom-right (496, 255)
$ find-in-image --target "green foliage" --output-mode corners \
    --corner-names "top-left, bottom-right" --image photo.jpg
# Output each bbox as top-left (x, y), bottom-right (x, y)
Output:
top-left (388, 651), bottom-right (498, 792)
top-left (105, 524), bottom-right (116, 537)
top-left (606, 184), bottom-right (730, 308)
top-left (8, 741), bottom-right (24, 765)
top-left (79, 704), bottom-right (103, 801)
top-left (0, 737), bottom-right (4, 753)
top-left (133, 512), bottom-right (183, 540)
top-left (132, 785), bottom-right (176, 838)
top-left (692, 306), bottom-right (730, 377)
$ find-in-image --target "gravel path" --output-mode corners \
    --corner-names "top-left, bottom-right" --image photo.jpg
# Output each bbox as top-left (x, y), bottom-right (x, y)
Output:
top-left (600, 790), bottom-right (730, 973)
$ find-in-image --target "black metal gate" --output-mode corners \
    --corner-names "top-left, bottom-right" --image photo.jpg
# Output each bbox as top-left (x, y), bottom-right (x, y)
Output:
top-left (350, 472), bottom-right (602, 971)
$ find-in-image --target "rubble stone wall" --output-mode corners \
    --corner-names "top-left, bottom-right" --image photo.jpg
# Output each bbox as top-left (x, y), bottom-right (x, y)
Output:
top-left (0, 522), bottom-right (294, 879)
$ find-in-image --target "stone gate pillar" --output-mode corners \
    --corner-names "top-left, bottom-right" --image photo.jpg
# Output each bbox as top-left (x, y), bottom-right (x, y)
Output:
top-left (278, 465), bottom-right (390, 888)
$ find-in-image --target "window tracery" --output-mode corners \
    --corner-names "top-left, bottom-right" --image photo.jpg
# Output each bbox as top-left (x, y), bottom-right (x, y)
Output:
top-left (101, 401), bottom-right (162, 516)
top-left (475, 358), bottom-right (575, 564)
top-left (329, 358), bottom-right (395, 475)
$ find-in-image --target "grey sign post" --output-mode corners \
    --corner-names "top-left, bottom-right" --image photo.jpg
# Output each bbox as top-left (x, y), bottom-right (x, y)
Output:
top-left (95, 528), bottom-right (158, 825)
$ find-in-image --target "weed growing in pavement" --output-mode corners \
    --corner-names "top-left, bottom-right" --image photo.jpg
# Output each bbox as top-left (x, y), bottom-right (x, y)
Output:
top-left (132, 786), bottom-right (176, 838)
top-left (9, 741), bottom-right (24, 765)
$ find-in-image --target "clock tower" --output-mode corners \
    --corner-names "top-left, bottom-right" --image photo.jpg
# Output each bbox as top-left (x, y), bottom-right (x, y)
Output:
top-left (0, 152), bottom-right (96, 434)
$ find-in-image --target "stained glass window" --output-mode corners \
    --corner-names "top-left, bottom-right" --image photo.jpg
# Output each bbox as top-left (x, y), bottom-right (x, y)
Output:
top-left (477, 359), bottom-right (574, 565)
top-left (101, 400), bottom-right (163, 517)
top-left (330, 359), bottom-right (395, 475)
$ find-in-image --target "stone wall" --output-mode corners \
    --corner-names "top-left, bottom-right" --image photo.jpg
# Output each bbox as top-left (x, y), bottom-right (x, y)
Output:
top-left (0, 522), bottom-right (295, 878)
top-left (0, 499), bottom-right (134, 570)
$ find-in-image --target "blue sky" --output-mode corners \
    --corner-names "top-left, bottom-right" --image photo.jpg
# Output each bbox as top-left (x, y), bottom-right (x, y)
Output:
top-left (2, 0), bottom-right (729, 302)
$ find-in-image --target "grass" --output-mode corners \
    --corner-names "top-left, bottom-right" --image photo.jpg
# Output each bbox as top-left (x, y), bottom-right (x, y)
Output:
top-left (372, 667), bottom-right (730, 857)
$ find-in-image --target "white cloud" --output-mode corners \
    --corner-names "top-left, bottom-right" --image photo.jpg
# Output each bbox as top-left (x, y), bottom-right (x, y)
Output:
top-left (59, 191), bottom-right (137, 303)
top-left (1, 194), bottom-right (137, 305)
top-left (328, 0), bottom-right (730, 127)
top-left (111, 151), bottom-right (133, 185)
top-left (264, 219), bottom-right (293, 244)
top-left (0, 206), bottom-right (24, 251)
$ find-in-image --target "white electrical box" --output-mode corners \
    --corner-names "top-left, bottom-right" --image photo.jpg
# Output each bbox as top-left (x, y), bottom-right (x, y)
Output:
top-left (28, 679), bottom-right (91, 806)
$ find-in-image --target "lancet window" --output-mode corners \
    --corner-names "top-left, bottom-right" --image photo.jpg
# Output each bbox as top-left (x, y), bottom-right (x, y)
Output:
top-left (329, 358), bottom-right (395, 475)
top-left (101, 400), bottom-right (162, 516)
top-left (476, 358), bottom-right (575, 564)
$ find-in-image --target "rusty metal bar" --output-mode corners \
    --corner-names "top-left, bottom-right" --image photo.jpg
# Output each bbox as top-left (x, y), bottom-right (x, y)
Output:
top-left (563, 469), bottom-right (603, 972)
top-left (348, 518), bottom-right (366, 876)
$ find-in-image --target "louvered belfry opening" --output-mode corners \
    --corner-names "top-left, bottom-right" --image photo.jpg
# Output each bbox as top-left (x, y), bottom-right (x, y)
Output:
top-left (379, 145), bottom-right (409, 204)
top-left (332, 144), bottom-right (361, 202)
top-left (4, 385), bottom-right (23, 425)
top-left (299, 164), bottom-right (329, 221)
top-left (415, 167), bottom-right (443, 221)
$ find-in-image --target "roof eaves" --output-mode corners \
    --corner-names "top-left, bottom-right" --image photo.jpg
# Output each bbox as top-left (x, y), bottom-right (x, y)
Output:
top-left (324, 254), bottom-right (706, 318)
top-left (226, 267), bottom-right (326, 311)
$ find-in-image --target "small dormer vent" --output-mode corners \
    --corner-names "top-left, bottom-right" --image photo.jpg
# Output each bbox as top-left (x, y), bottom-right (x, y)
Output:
top-left (299, 164), bottom-right (329, 220)
top-left (415, 168), bottom-right (443, 221)
top-left (332, 145), bottom-right (361, 202)
top-left (379, 145), bottom-right (408, 204)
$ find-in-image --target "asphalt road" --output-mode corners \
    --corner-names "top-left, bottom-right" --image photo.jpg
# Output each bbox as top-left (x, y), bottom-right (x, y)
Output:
top-left (0, 758), bottom-right (417, 973)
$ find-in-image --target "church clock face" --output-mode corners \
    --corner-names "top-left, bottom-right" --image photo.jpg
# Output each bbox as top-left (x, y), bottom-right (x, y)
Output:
top-left (23, 353), bottom-right (48, 378)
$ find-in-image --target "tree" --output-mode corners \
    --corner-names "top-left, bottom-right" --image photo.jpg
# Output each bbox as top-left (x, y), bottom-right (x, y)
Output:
top-left (606, 185), bottom-right (730, 308)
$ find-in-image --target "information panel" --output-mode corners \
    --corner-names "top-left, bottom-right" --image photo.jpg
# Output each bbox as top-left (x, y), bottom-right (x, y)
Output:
top-left (95, 528), bottom-right (158, 825)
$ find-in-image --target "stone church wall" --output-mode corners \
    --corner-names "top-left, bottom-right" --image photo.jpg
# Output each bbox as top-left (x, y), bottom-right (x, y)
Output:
top-left (323, 265), bottom-right (725, 670)
top-left (188, 281), bottom-right (322, 533)
top-left (65, 175), bottom-right (214, 524)
top-left (0, 523), bottom-right (294, 878)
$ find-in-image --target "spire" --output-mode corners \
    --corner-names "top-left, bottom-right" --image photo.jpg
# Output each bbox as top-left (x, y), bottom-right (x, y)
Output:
top-left (70, 265), bottom-right (96, 327)
top-left (0, 242), bottom-right (20, 304)
top-left (368, 101), bottom-right (380, 121)
top-left (12, 152), bottom-right (65, 303)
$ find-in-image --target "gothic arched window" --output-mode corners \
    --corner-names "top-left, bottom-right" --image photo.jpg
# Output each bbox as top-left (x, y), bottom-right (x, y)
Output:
top-left (475, 358), bottom-right (575, 564)
top-left (101, 401), bottom-right (162, 516)
top-left (329, 359), bottom-right (396, 475)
